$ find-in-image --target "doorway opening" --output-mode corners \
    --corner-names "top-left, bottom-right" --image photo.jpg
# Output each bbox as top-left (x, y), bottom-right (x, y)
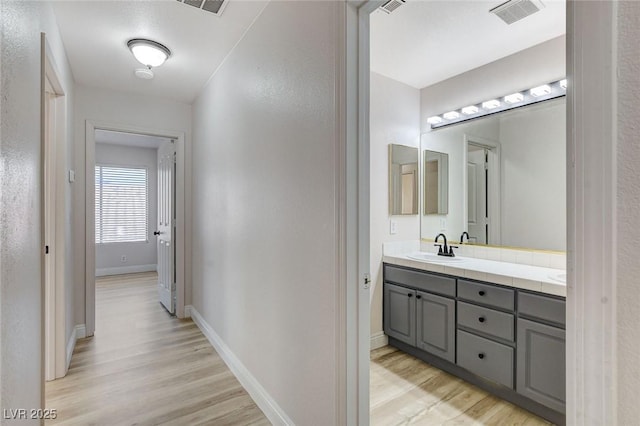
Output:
top-left (84, 123), bottom-right (187, 338)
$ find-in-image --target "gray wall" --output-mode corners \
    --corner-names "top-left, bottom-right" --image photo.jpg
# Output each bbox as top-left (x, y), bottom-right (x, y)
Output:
top-left (369, 72), bottom-right (420, 339)
top-left (0, 1), bottom-right (75, 419)
top-left (616, 2), bottom-right (640, 422)
top-left (191, 1), bottom-right (341, 423)
top-left (95, 143), bottom-right (158, 275)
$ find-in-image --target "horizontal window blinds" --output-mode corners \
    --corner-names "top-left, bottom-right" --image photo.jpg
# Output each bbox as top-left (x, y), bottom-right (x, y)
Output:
top-left (95, 165), bottom-right (148, 244)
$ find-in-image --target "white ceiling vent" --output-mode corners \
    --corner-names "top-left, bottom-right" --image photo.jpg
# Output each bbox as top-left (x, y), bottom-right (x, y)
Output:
top-left (379, 0), bottom-right (406, 14)
top-left (490, 0), bottom-right (545, 25)
top-left (177, 0), bottom-right (228, 16)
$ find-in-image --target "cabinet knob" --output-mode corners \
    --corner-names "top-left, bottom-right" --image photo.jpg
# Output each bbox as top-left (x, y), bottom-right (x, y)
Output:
top-left (478, 353), bottom-right (485, 359)
top-left (416, 295), bottom-right (422, 299)
top-left (478, 317), bottom-right (486, 323)
top-left (408, 293), bottom-right (413, 298)
top-left (478, 290), bottom-right (486, 296)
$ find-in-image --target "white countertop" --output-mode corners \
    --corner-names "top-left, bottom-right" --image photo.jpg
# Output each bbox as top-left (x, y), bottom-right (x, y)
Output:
top-left (383, 252), bottom-right (566, 297)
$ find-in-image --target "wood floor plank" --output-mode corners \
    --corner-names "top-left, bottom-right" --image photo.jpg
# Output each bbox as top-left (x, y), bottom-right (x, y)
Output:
top-left (370, 346), bottom-right (553, 426)
top-left (45, 272), bottom-right (269, 425)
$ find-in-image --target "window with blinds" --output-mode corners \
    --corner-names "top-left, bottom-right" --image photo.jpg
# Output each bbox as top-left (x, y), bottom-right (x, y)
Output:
top-left (95, 165), bottom-right (148, 244)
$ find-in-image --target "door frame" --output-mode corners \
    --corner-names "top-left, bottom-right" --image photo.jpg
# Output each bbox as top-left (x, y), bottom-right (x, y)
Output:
top-left (41, 33), bottom-right (68, 381)
top-left (347, 1), bottom-right (620, 425)
top-left (462, 135), bottom-right (502, 246)
top-left (84, 121), bottom-right (187, 336)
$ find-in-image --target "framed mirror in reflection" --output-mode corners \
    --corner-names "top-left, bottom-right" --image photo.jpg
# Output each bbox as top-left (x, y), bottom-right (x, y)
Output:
top-left (389, 144), bottom-right (419, 215)
top-left (420, 97), bottom-right (566, 252)
top-left (424, 150), bottom-right (449, 215)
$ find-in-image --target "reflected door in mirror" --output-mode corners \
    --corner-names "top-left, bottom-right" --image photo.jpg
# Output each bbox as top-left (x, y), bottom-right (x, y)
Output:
top-left (389, 144), bottom-right (419, 215)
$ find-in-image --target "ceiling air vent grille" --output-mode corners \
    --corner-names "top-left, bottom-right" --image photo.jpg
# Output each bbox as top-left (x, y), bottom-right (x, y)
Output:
top-left (490, 0), bottom-right (545, 25)
top-left (177, 0), bottom-right (228, 16)
top-left (379, 0), bottom-right (406, 14)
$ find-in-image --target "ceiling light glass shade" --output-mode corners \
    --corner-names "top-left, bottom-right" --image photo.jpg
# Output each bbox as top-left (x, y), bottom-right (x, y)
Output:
top-left (482, 99), bottom-right (500, 109)
top-left (427, 116), bottom-right (443, 125)
top-left (443, 111), bottom-right (460, 120)
top-left (530, 84), bottom-right (551, 97)
top-left (461, 105), bottom-right (478, 115)
top-left (127, 39), bottom-right (171, 68)
top-left (560, 79), bottom-right (567, 89)
top-left (504, 92), bottom-right (524, 104)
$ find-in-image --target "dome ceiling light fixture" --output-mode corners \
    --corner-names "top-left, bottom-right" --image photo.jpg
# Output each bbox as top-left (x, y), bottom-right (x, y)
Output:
top-left (127, 38), bottom-right (172, 79)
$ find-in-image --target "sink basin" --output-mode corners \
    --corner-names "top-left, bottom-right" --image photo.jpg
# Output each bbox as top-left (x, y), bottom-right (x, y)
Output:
top-left (406, 252), bottom-right (466, 264)
top-left (548, 273), bottom-right (567, 283)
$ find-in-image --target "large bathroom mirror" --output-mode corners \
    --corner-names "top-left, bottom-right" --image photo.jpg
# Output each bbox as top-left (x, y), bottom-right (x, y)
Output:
top-left (389, 144), bottom-right (419, 215)
top-left (421, 97), bottom-right (566, 251)
top-left (424, 150), bottom-right (449, 215)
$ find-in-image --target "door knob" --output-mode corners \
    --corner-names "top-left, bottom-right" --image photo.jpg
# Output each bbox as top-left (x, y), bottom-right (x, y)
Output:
top-left (154, 231), bottom-right (161, 235)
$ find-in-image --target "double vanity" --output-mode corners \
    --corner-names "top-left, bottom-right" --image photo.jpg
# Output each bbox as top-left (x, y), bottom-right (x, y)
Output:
top-left (383, 246), bottom-right (566, 425)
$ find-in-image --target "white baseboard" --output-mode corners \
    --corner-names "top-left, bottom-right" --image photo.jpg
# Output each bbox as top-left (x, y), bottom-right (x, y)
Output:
top-left (370, 332), bottom-right (388, 351)
top-left (188, 305), bottom-right (293, 425)
top-left (96, 264), bottom-right (157, 277)
top-left (65, 324), bottom-right (86, 372)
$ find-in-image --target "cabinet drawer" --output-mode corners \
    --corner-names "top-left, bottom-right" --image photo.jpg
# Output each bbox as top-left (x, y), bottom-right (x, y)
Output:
top-left (518, 292), bottom-right (566, 327)
top-left (457, 330), bottom-right (514, 389)
top-left (457, 301), bottom-right (514, 342)
top-left (458, 280), bottom-right (514, 311)
top-left (384, 265), bottom-right (455, 297)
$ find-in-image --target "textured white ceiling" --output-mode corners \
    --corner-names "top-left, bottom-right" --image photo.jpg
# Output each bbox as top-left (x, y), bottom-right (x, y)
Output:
top-left (370, 0), bottom-right (566, 89)
top-left (52, 0), bottom-right (268, 104)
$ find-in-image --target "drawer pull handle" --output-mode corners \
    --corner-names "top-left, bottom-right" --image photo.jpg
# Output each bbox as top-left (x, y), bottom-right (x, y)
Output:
top-left (478, 353), bottom-right (485, 359)
top-left (416, 295), bottom-right (422, 299)
top-left (407, 293), bottom-right (413, 298)
top-left (478, 290), bottom-right (486, 296)
top-left (478, 317), bottom-right (486, 323)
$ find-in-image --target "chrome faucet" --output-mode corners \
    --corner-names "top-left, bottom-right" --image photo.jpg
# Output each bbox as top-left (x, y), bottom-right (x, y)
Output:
top-left (435, 233), bottom-right (458, 257)
top-left (460, 231), bottom-right (470, 244)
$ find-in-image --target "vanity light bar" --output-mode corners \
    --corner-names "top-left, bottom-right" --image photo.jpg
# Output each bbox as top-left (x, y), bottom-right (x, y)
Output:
top-left (427, 78), bottom-right (567, 130)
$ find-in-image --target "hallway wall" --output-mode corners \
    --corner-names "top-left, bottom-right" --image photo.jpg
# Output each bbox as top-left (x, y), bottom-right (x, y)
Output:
top-left (73, 86), bottom-right (191, 327)
top-left (191, 1), bottom-right (342, 423)
top-left (0, 1), bottom-right (75, 419)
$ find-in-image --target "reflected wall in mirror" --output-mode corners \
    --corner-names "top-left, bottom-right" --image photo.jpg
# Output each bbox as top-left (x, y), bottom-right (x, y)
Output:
top-left (389, 144), bottom-right (419, 215)
top-left (424, 150), bottom-right (449, 214)
top-left (420, 97), bottom-right (566, 251)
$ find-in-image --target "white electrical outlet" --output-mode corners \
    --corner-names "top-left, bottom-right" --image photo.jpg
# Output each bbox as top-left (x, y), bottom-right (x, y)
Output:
top-left (390, 219), bottom-right (398, 235)
top-left (121, 255), bottom-right (127, 263)
top-left (440, 218), bottom-right (447, 230)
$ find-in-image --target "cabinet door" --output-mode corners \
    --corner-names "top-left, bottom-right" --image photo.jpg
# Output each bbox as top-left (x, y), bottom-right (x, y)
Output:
top-left (383, 283), bottom-right (415, 346)
top-left (416, 291), bottom-right (455, 362)
top-left (517, 318), bottom-right (566, 413)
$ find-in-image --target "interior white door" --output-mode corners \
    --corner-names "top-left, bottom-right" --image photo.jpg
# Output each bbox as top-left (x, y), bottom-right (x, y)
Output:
top-left (467, 147), bottom-right (487, 244)
top-left (157, 140), bottom-right (176, 313)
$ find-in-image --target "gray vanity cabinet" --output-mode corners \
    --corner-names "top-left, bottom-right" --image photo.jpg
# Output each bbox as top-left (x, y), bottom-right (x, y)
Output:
top-left (516, 292), bottom-right (566, 414)
top-left (415, 291), bottom-right (455, 363)
top-left (383, 283), bottom-right (416, 346)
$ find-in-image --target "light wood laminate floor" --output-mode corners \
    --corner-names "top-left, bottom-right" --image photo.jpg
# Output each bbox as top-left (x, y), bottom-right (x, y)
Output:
top-left (370, 346), bottom-right (553, 425)
top-left (45, 272), bottom-right (269, 426)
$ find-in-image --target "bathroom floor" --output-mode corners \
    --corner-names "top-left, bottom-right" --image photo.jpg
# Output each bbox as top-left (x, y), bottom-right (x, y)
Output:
top-left (370, 346), bottom-right (552, 425)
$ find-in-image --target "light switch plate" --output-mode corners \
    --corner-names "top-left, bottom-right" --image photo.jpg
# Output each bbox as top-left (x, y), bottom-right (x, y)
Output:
top-left (390, 219), bottom-right (398, 235)
top-left (440, 218), bottom-right (447, 230)
top-left (69, 170), bottom-right (75, 183)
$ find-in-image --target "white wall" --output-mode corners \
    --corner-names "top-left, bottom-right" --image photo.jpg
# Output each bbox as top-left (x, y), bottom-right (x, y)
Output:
top-left (499, 100), bottom-right (566, 250)
top-left (95, 143), bottom-right (158, 275)
top-left (0, 1), bottom-right (75, 418)
top-left (191, 1), bottom-right (343, 423)
top-left (369, 72), bottom-right (420, 339)
top-left (616, 2), bottom-right (640, 422)
top-left (420, 35), bottom-right (566, 132)
top-left (73, 85), bottom-right (191, 327)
